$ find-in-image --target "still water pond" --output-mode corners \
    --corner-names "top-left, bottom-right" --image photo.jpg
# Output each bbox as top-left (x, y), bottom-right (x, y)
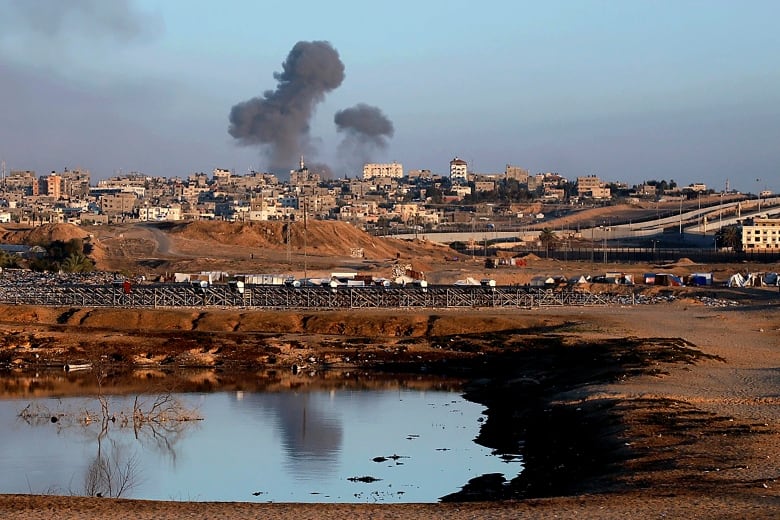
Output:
top-left (0, 386), bottom-right (520, 503)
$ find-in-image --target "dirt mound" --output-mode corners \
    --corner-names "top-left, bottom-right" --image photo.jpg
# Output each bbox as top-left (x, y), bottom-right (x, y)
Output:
top-left (168, 220), bottom-right (432, 260)
top-left (0, 223), bottom-right (89, 245)
top-left (675, 257), bottom-right (696, 265)
top-left (519, 253), bottom-right (541, 261)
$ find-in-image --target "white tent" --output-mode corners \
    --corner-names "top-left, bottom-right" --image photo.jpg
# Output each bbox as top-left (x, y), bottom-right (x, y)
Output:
top-left (727, 273), bottom-right (745, 287)
top-left (454, 277), bottom-right (481, 286)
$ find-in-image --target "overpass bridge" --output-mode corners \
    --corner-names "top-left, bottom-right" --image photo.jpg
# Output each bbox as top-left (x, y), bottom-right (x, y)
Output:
top-left (392, 197), bottom-right (780, 244)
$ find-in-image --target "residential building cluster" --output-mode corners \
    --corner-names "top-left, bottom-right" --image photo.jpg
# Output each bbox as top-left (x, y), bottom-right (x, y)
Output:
top-left (0, 158), bottom-right (736, 234)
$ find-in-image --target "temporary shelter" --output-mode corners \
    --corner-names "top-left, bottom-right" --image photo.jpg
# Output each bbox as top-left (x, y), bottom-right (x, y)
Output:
top-left (569, 275), bottom-right (589, 284)
top-left (727, 273), bottom-right (745, 287)
top-left (529, 276), bottom-right (555, 287)
top-left (653, 273), bottom-right (684, 287)
top-left (687, 273), bottom-right (713, 286)
top-left (454, 277), bottom-right (481, 286)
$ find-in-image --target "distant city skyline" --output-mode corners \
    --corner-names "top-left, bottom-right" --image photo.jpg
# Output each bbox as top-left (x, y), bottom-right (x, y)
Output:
top-left (1, 0), bottom-right (778, 194)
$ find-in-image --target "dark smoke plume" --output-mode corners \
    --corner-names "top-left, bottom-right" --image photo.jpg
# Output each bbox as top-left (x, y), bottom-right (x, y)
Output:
top-left (228, 41), bottom-right (345, 172)
top-left (334, 103), bottom-right (394, 174)
top-left (334, 103), bottom-right (394, 147)
top-left (306, 162), bottom-right (334, 180)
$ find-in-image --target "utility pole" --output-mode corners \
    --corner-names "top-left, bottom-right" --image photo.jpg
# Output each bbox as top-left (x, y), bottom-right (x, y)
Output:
top-left (303, 196), bottom-right (308, 281)
top-left (590, 223), bottom-right (595, 263)
top-left (679, 195), bottom-right (683, 234)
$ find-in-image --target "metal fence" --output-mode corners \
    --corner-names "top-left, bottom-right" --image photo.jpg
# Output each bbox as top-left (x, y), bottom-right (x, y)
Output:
top-left (498, 248), bottom-right (780, 264)
top-left (0, 283), bottom-right (621, 310)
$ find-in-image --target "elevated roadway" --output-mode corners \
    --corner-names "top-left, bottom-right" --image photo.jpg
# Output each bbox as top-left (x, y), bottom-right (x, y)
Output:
top-left (393, 197), bottom-right (780, 244)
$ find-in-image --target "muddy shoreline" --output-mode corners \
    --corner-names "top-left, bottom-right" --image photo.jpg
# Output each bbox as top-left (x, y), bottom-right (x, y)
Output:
top-left (1, 301), bottom-right (780, 517)
top-left (1, 336), bottom-right (724, 502)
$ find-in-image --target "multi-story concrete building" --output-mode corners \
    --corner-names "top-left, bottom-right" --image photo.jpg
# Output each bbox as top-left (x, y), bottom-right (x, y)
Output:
top-left (451, 184), bottom-right (472, 199)
top-left (212, 168), bottom-right (231, 184)
top-left (450, 157), bottom-right (468, 183)
top-left (636, 184), bottom-right (658, 197)
top-left (362, 162), bottom-right (403, 180)
top-left (60, 168), bottom-right (91, 199)
top-left (407, 169), bottom-right (433, 180)
top-left (577, 175), bottom-right (602, 193)
top-left (139, 204), bottom-right (182, 222)
top-left (474, 180), bottom-right (496, 193)
top-left (505, 165), bottom-right (529, 184)
top-left (742, 218), bottom-right (780, 251)
top-left (44, 174), bottom-right (62, 199)
top-left (99, 193), bottom-right (137, 216)
top-left (4, 170), bottom-right (37, 196)
top-left (576, 175), bottom-right (611, 199)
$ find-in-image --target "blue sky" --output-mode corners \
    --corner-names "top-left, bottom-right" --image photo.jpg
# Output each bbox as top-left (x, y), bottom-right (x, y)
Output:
top-left (1, 0), bottom-right (778, 193)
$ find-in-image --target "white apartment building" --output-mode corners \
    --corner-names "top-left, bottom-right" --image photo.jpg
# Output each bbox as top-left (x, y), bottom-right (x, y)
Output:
top-left (139, 205), bottom-right (182, 222)
top-left (451, 184), bottom-right (472, 198)
top-left (362, 162), bottom-right (403, 180)
top-left (450, 157), bottom-right (468, 183)
top-left (742, 218), bottom-right (780, 250)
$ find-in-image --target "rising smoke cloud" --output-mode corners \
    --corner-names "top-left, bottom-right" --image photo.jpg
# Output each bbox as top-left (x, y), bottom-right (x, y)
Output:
top-left (334, 103), bottom-right (394, 174)
top-left (228, 41), bottom-right (345, 172)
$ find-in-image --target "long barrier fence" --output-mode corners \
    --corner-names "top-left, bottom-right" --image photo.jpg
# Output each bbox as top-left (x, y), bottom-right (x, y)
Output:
top-left (450, 245), bottom-right (780, 264)
top-left (0, 283), bottom-right (622, 310)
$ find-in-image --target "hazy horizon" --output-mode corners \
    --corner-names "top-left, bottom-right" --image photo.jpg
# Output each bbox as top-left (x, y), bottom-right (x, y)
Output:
top-left (1, 0), bottom-right (778, 193)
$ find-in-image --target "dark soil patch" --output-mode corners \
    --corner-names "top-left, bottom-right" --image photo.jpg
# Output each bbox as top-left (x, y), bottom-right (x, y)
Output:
top-left (367, 335), bottom-right (725, 502)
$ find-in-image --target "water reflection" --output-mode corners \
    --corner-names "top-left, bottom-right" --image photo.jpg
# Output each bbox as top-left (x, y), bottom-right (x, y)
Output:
top-left (237, 392), bottom-right (342, 478)
top-left (0, 369), bottom-right (521, 503)
top-left (16, 389), bottom-right (201, 497)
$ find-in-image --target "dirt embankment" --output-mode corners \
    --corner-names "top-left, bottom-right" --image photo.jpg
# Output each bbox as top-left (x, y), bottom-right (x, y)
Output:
top-left (0, 305), bottom-right (565, 375)
top-left (0, 305), bottom-right (553, 337)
